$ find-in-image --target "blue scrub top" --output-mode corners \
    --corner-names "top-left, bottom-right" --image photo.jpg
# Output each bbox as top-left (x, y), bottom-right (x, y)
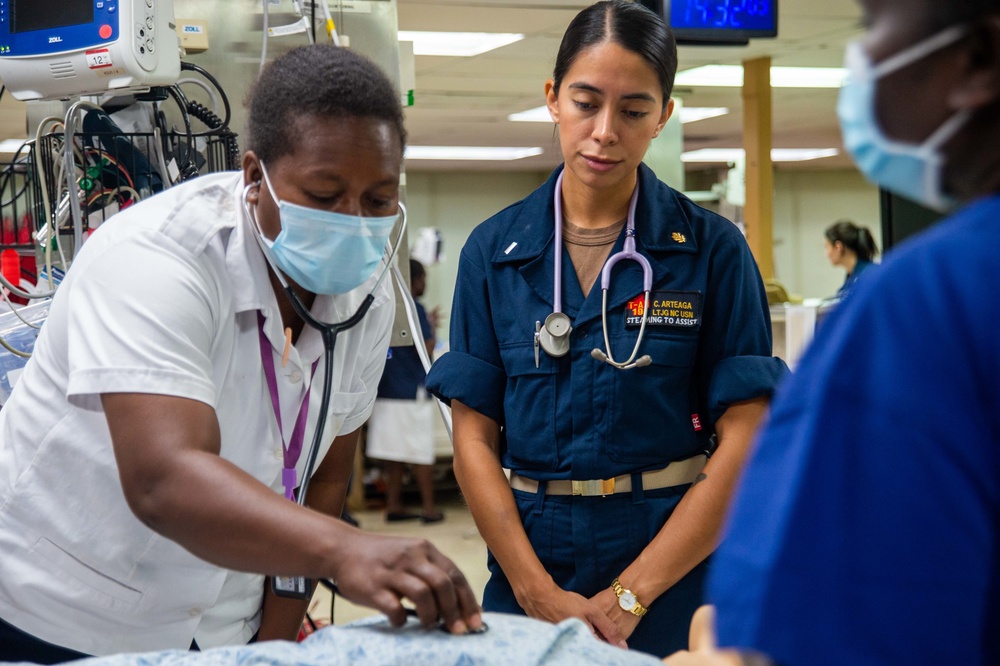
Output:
top-left (377, 301), bottom-right (433, 400)
top-left (427, 164), bottom-right (788, 481)
top-left (710, 194), bottom-right (1000, 665)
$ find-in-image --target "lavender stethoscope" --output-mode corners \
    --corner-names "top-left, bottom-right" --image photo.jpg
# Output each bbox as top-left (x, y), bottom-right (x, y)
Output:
top-left (534, 171), bottom-right (653, 371)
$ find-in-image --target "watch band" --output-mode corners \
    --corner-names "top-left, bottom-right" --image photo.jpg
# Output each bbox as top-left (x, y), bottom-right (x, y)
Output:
top-left (611, 577), bottom-right (648, 617)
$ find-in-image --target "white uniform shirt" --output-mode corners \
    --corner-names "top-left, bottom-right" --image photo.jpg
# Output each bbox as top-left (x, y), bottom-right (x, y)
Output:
top-left (0, 173), bottom-right (394, 655)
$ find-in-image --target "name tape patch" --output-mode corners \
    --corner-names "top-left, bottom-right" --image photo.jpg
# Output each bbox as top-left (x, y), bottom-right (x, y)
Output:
top-left (625, 290), bottom-right (702, 329)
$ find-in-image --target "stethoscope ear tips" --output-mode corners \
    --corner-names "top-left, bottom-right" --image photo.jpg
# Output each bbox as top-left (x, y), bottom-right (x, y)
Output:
top-left (591, 349), bottom-right (653, 370)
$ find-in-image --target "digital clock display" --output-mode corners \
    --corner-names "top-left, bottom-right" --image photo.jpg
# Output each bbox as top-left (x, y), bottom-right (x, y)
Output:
top-left (669, 0), bottom-right (777, 39)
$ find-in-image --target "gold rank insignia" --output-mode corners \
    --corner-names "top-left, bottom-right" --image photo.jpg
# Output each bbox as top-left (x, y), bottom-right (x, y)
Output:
top-left (672, 232), bottom-right (686, 243)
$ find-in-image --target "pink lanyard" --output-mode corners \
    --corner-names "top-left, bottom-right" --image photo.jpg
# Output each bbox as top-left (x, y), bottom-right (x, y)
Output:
top-left (257, 311), bottom-right (319, 500)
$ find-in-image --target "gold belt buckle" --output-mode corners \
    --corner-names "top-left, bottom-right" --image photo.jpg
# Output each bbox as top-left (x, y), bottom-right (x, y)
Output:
top-left (571, 477), bottom-right (615, 496)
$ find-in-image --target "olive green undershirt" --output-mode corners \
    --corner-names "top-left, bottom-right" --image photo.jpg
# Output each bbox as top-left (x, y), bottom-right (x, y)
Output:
top-left (562, 217), bottom-right (626, 298)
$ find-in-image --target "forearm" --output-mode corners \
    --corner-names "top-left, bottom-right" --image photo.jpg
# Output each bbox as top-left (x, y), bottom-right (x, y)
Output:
top-left (452, 402), bottom-right (554, 602)
top-left (104, 392), bottom-right (481, 634)
top-left (128, 425), bottom-right (358, 583)
top-left (303, 431), bottom-right (358, 520)
top-left (256, 466), bottom-right (353, 641)
top-left (132, 449), bottom-right (356, 578)
top-left (257, 583), bottom-right (311, 642)
top-left (621, 398), bottom-right (769, 603)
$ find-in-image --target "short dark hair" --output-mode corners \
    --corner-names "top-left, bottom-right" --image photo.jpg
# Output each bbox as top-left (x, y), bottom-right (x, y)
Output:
top-left (409, 258), bottom-right (425, 280)
top-left (825, 220), bottom-right (879, 263)
top-left (552, 0), bottom-right (677, 108)
top-left (245, 45), bottom-right (407, 164)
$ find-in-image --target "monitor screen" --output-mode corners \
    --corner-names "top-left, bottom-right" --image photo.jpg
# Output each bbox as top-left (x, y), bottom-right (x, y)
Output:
top-left (11, 0), bottom-right (94, 35)
top-left (666, 0), bottom-right (778, 43)
top-left (879, 189), bottom-right (943, 251)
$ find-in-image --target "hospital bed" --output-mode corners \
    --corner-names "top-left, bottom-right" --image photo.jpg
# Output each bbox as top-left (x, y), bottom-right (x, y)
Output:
top-left (41, 614), bottom-right (663, 666)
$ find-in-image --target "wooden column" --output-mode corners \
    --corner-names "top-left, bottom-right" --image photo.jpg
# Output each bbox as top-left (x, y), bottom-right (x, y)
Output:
top-left (742, 57), bottom-right (775, 279)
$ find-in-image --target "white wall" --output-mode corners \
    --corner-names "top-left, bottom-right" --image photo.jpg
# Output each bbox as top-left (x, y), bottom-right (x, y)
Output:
top-left (404, 170), bottom-right (549, 345)
top-left (772, 169), bottom-right (882, 300)
top-left (406, 167), bottom-right (882, 344)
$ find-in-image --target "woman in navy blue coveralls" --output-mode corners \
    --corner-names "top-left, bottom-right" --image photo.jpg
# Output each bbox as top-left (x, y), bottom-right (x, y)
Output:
top-left (426, 1), bottom-right (787, 658)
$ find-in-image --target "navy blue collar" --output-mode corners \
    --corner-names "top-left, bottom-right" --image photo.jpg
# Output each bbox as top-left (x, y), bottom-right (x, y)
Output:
top-left (491, 163), bottom-right (698, 266)
top-left (490, 163), bottom-right (699, 325)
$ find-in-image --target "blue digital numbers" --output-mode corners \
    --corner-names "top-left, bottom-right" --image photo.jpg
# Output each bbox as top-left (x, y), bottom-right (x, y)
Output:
top-left (672, 0), bottom-right (775, 33)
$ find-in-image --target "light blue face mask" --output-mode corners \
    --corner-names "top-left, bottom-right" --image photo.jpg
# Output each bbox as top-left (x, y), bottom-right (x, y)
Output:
top-left (257, 164), bottom-right (398, 295)
top-left (837, 26), bottom-right (971, 212)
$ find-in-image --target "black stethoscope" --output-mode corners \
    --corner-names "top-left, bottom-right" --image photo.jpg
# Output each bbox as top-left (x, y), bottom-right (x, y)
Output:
top-left (242, 181), bottom-right (407, 596)
top-left (534, 171), bottom-right (654, 370)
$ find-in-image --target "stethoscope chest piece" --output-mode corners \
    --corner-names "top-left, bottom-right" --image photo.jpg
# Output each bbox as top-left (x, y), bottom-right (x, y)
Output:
top-left (539, 312), bottom-right (572, 357)
top-left (535, 170), bottom-right (655, 371)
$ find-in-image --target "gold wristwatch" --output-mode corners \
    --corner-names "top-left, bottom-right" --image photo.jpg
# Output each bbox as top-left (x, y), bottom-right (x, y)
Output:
top-left (611, 578), bottom-right (648, 617)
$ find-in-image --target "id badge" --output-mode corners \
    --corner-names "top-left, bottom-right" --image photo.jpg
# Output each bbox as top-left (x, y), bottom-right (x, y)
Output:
top-left (272, 575), bottom-right (312, 599)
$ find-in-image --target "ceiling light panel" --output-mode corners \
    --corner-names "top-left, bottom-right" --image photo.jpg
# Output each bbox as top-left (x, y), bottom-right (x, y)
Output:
top-left (507, 106), bottom-right (730, 123)
top-left (681, 148), bottom-right (839, 162)
top-left (398, 31), bottom-right (524, 57)
top-left (405, 146), bottom-right (544, 161)
top-left (675, 65), bottom-right (847, 88)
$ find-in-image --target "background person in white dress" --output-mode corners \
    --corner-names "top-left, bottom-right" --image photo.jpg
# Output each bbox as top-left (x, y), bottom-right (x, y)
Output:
top-left (367, 259), bottom-right (444, 523)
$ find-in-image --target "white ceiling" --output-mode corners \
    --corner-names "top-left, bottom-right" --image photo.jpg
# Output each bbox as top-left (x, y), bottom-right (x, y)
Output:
top-left (396, 0), bottom-right (865, 172)
top-left (0, 0), bottom-right (865, 175)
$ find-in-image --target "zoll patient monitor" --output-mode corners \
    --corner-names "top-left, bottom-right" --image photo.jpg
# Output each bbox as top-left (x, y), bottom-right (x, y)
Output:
top-left (0, 0), bottom-right (180, 100)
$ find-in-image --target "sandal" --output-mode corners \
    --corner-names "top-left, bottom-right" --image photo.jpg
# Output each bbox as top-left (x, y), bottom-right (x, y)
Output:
top-left (420, 511), bottom-right (445, 524)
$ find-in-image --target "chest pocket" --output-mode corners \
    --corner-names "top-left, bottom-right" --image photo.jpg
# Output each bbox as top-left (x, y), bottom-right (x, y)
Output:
top-left (320, 386), bottom-right (367, 442)
top-left (499, 342), bottom-right (561, 471)
top-left (295, 385), bottom-right (369, 482)
top-left (331, 388), bottom-right (365, 415)
top-left (607, 331), bottom-right (700, 465)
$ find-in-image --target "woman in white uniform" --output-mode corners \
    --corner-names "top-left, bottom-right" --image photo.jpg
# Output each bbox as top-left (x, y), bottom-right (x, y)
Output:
top-left (0, 45), bottom-right (480, 662)
top-left (367, 259), bottom-right (444, 523)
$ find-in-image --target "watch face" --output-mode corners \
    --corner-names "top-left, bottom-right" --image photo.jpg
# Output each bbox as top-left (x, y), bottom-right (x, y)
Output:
top-left (618, 590), bottom-right (637, 612)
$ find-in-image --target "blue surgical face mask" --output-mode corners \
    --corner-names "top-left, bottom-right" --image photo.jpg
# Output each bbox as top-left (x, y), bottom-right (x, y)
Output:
top-left (257, 164), bottom-right (398, 295)
top-left (837, 26), bottom-right (971, 212)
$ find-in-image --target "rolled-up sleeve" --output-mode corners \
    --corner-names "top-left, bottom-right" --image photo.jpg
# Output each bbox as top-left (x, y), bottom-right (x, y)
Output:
top-left (707, 356), bottom-right (788, 421)
top-left (699, 229), bottom-right (789, 425)
top-left (425, 240), bottom-right (507, 425)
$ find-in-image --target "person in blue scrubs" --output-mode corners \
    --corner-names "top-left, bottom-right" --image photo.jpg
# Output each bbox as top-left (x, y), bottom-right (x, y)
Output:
top-left (664, 1), bottom-right (1000, 664)
top-left (425, 1), bottom-right (787, 658)
top-left (823, 220), bottom-right (879, 300)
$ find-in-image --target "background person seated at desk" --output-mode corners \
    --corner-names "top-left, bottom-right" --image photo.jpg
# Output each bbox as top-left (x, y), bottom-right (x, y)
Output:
top-left (823, 219), bottom-right (879, 300)
top-left (366, 259), bottom-right (444, 524)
